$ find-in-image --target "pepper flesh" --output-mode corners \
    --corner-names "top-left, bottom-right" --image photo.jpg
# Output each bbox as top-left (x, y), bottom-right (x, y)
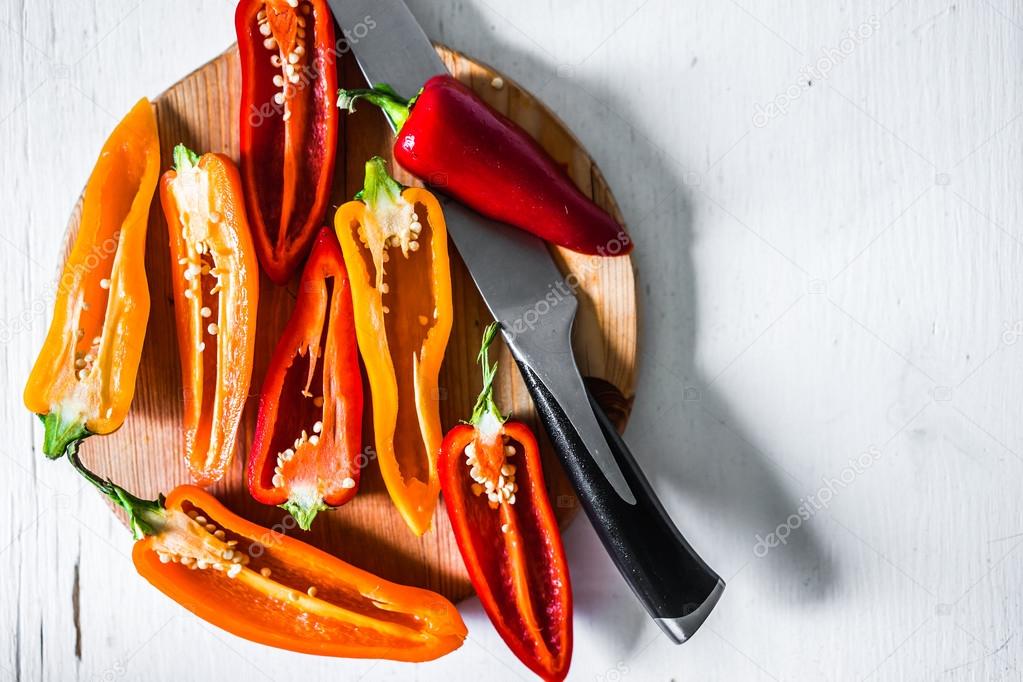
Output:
top-left (24, 98), bottom-right (160, 458)
top-left (248, 228), bottom-right (363, 529)
top-left (439, 324), bottom-right (573, 680)
top-left (333, 157), bottom-right (452, 536)
top-left (338, 76), bottom-right (631, 256)
top-left (237, 0), bottom-right (338, 283)
top-left (160, 146), bottom-right (259, 486)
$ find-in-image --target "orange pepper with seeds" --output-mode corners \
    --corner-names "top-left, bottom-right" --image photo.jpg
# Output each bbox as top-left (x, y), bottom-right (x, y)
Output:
top-left (24, 98), bottom-right (160, 458)
top-left (160, 145), bottom-right (259, 486)
top-left (65, 447), bottom-right (466, 661)
top-left (333, 157), bottom-right (453, 535)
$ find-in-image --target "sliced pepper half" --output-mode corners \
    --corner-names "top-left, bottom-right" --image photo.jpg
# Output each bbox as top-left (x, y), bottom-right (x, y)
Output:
top-left (248, 227), bottom-right (363, 529)
top-left (236, 0), bottom-right (338, 283)
top-left (24, 98), bottom-right (160, 458)
top-left (333, 157), bottom-right (453, 536)
top-left (440, 324), bottom-right (573, 680)
top-left (160, 146), bottom-right (259, 486)
top-left (66, 449), bottom-right (466, 661)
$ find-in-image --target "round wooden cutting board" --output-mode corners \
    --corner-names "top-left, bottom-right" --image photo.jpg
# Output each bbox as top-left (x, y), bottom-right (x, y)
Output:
top-left (69, 44), bottom-right (637, 602)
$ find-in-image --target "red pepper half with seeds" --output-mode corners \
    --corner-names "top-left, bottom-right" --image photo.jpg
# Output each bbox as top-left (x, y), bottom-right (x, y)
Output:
top-left (439, 323), bottom-right (573, 681)
top-left (338, 77), bottom-right (631, 257)
top-left (247, 228), bottom-right (363, 530)
top-left (237, 0), bottom-right (338, 283)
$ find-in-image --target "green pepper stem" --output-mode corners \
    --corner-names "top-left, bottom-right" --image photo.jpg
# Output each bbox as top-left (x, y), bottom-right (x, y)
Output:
top-left (66, 443), bottom-right (165, 540)
top-left (40, 412), bottom-right (90, 459)
top-left (280, 498), bottom-right (330, 532)
top-left (356, 156), bottom-right (405, 206)
top-left (469, 323), bottom-right (508, 428)
top-left (337, 84), bottom-right (412, 131)
top-left (173, 143), bottom-right (199, 172)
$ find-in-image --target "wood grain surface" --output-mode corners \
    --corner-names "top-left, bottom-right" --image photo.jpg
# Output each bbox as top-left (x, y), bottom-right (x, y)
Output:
top-left (64, 44), bottom-right (637, 602)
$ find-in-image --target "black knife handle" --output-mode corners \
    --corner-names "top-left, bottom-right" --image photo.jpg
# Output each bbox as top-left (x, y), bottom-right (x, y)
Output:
top-left (515, 361), bottom-right (724, 643)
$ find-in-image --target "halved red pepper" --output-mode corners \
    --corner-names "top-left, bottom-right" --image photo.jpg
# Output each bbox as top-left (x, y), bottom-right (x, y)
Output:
top-left (237, 0), bottom-right (338, 283)
top-left (66, 450), bottom-right (466, 661)
top-left (247, 228), bottom-right (363, 529)
top-left (160, 145), bottom-right (259, 486)
top-left (338, 77), bottom-right (631, 256)
top-left (439, 324), bottom-right (573, 681)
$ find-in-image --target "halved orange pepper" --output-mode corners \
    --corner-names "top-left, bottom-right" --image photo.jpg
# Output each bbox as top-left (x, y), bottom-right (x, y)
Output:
top-left (66, 449), bottom-right (466, 661)
top-left (333, 157), bottom-right (452, 535)
top-left (160, 145), bottom-right (259, 485)
top-left (24, 98), bottom-right (160, 458)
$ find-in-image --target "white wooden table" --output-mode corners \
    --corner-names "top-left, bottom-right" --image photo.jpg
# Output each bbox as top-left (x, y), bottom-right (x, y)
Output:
top-left (3, 1), bottom-right (1021, 680)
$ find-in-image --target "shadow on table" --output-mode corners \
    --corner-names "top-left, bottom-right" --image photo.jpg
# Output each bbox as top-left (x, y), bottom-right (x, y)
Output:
top-left (407, 0), bottom-right (836, 655)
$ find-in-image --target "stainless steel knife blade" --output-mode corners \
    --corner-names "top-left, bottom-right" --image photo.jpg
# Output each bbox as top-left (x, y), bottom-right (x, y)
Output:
top-left (333, 0), bottom-right (446, 99)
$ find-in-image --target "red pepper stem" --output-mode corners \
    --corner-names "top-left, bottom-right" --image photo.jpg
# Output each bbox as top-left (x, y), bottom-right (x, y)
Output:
top-left (469, 322), bottom-right (507, 429)
top-left (66, 443), bottom-right (165, 540)
top-left (337, 84), bottom-right (412, 131)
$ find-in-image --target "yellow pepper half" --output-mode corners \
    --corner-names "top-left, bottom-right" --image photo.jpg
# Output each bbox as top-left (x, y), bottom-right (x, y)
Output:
top-left (334, 157), bottom-right (453, 535)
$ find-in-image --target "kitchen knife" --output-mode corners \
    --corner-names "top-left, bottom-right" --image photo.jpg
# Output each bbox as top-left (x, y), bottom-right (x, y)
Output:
top-left (327, 0), bottom-right (724, 643)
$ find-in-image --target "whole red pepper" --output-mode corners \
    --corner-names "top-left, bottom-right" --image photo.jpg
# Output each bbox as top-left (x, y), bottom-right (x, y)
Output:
top-left (237, 0), bottom-right (338, 283)
top-left (247, 228), bottom-right (363, 529)
top-left (439, 323), bottom-right (573, 681)
top-left (338, 77), bottom-right (631, 257)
